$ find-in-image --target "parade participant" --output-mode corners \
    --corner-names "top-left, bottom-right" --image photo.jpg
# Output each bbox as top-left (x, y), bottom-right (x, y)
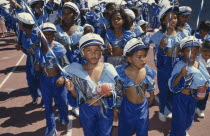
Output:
top-left (195, 20), bottom-right (210, 41)
top-left (124, 8), bottom-right (143, 38)
top-left (105, 8), bottom-right (134, 66)
top-left (168, 36), bottom-right (210, 136)
top-left (150, 6), bottom-right (185, 122)
top-left (83, 24), bottom-right (94, 35)
top-left (28, 0), bottom-right (48, 25)
top-left (177, 6), bottom-right (192, 36)
top-left (138, 20), bottom-right (151, 47)
top-left (116, 38), bottom-right (156, 136)
top-left (45, 0), bottom-right (62, 25)
top-left (64, 33), bottom-right (118, 136)
top-left (55, 1), bottom-right (84, 67)
top-left (195, 40), bottom-right (210, 118)
top-left (34, 22), bottom-right (69, 136)
top-left (16, 12), bottom-right (41, 104)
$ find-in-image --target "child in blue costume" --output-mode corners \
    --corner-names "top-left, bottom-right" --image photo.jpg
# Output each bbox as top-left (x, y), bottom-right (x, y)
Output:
top-left (124, 9), bottom-right (143, 38)
top-left (16, 12), bottom-right (41, 104)
top-left (195, 40), bottom-right (210, 118)
top-left (55, 2), bottom-right (84, 64)
top-left (64, 33), bottom-right (118, 136)
top-left (45, 0), bottom-right (62, 25)
top-left (105, 8), bottom-right (135, 66)
top-left (167, 36), bottom-right (210, 136)
top-left (116, 38), bottom-right (156, 136)
top-left (138, 20), bottom-right (151, 47)
top-left (35, 22), bottom-right (69, 136)
top-left (28, 0), bottom-right (48, 26)
top-left (195, 20), bottom-right (210, 42)
top-left (177, 6), bottom-right (192, 37)
top-left (150, 6), bottom-right (186, 122)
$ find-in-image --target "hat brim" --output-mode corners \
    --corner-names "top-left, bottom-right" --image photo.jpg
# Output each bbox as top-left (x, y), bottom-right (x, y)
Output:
top-left (160, 7), bottom-right (179, 21)
top-left (181, 42), bottom-right (200, 49)
top-left (126, 45), bottom-right (149, 56)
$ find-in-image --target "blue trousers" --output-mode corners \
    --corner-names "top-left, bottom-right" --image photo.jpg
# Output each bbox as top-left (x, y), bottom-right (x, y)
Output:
top-left (26, 56), bottom-right (40, 101)
top-left (40, 74), bottom-right (69, 136)
top-left (118, 97), bottom-right (149, 136)
top-left (170, 93), bottom-right (197, 136)
top-left (79, 103), bottom-right (113, 136)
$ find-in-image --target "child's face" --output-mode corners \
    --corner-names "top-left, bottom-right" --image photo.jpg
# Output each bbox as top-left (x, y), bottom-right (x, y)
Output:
top-left (141, 24), bottom-right (147, 33)
top-left (18, 22), bottom-right (24, 31)
top-left (84, 27), bottom-right (93, 35)
top-left (111, 13), bottom-right (124, 29)
top-left (163, 12), bottom-right (177, 29)
top-left (200, 29), bottom-right (210, 37)
top-left (128, 49), bottom-right (147, 69)
top-left (83, 45), bottom-right (102, 64)
top-left (62, 8), bottom-right (76, 23)
top-left (34, 2), bottom-right (43, 14)
top-left (107, 5), bottom-right (116, 15)
top-left (43, 31), bottom-right (55, 44)
top-left (178, 14), bottom-right (190, 25)
top-left (201, 50), bottom-right (210, 62)
top-left (182, 46), bottom-right (200, 62)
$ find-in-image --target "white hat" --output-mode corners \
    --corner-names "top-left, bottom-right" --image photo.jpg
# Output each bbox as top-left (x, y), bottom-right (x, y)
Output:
top-left (28, 0), bottom-right (44, 7)
top-left (136, 1), bottom-right (143, 7)
top-left (123, 38), bottom-right (148, 56)
top-left (158, 6), bottom-right (179, 22)
top-left (124, 9), bottom-right (135, 20)
top-left (83, 24), bottom-right (95, 32)
top-left (54, 0), bottom-right (61, 5)
top-left (63, 2), bottom-right (80, 19)
top-left (180, 36), bottom-right (200, 49)
top-left (79, 33), bottom-right (104, 51)
top-left (179, 6), bottom-right (192, 15)
top-left (17, 12), bottom-right (35, 25)
top-left (40, 22), bottom-right (56, 32)
top-left (137, 20), bottom-right (148, 26)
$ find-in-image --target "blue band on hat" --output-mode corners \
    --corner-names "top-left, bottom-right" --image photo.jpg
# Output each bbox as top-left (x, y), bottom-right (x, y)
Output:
top-left (182, 41), bottom-right (200, 49)
top-left (42, 27), bottom-right (56, 31)
top-left (126, 43), bottom-right (148, 56)
top-left (80, 39), bottom-right (104, 49)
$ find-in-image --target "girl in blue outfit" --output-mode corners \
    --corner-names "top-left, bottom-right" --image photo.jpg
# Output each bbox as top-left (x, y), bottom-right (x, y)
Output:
top-left (150, 6), bottom-right (186, 122)
top-left (105, 8), bottom-right (135, 66)
top-left (177, 6), bottom-right (192, 36)
top-left (168, 36), bottom-right (210, 136)
top-left (35, 22), bottom-right (69, 136)
top-left (28, 0), bottom-right (48, 26)
top-left (195, 40), bottom-right (210, 118)
top-left (116, 38), bottom-right (156, 136)
top-left (138, 20), bottom-right (151, 47)
top-left (55, 2), bottom-right (84, 64)
top-left (64, 33), bottom-right (118, 136)
top-left (16, 12), bottom-right (41, 104)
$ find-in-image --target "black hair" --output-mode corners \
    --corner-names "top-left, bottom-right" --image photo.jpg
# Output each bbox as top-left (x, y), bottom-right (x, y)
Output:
top-left (19, 21), bottom-right (34, 29)
top-left (31, 1), bottom-right (44, 9)
top-left (106, 2), bottom-right (116, 10)
top-left (201, 40), bottom-right (210, 52)
top-left (199, 20), bottom-right (210, 32)
top-left (160, 11), bottom-right (178, 33)
top-left (109, 8), bottom-right (132, 30)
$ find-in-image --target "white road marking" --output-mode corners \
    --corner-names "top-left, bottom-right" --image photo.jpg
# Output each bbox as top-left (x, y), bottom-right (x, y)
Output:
top-left (0, 54), bottom-right (25, 89)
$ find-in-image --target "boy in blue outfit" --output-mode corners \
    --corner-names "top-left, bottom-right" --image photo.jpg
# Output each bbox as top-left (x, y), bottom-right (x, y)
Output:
top-left (64, 33), bottom-right (118, 136)
top-left (195, 20), bottom-right (210, 41)
top-left (35, 22), bottom-right (70, 136)
top-left (168, 36), bottom-right (210, 136)
top-left (116, 38), bottom-right (157, 136)
top-left (16, 12), bottom-right (41, 104)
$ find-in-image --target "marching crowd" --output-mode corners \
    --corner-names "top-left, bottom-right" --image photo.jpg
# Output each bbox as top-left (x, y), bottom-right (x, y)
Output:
top-left (0, 0), bottom-right (210, 136)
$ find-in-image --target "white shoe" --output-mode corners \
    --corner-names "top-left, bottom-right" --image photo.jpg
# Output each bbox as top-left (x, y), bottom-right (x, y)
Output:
top-left (158, 112), bottom-right (166, 122)
top-left (196, 108), bottom-right (205, 118)
top-left (166, 113), bottom-right (172, 118)
top-left (71, 107), bottom-right (79, 117)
